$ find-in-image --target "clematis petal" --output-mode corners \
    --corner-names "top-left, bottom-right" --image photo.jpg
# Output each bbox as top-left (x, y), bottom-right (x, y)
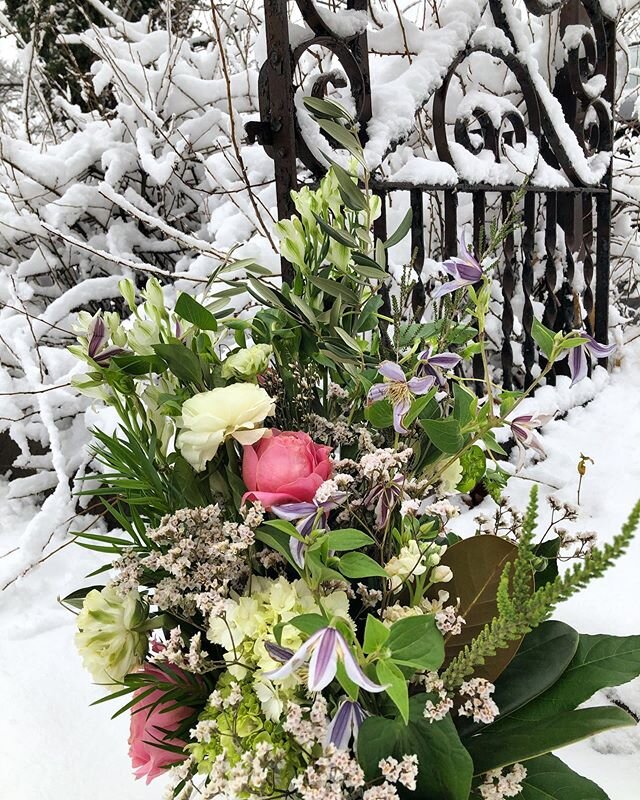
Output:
top-left (568, 344), bottom-right (588, 385)
top-left (377, 361), bottom-right (407, 383)
top-left (272, 502), bottom-right (317, 521)
top-left (308, 628), bottom-right (338, 692)
top-left (584, 334), bottom-right (616, 359)
top-left (264, 641), bottom-right (295, 663)
top-left (336, 632), bottom-right (386, 693)
top-left (289, 536), bottom-right (307, 569)
top-left (428, 352), bottom-right (461, 371)
top-left (326, 700), bottom-right (366, 750)
top-left (392, 396), bottom-right (411, 435)
top-left (407, 375), bottom-right (436, 396)
top-left (262, 629), bottom-right (322, 682)
top-left (455, 260), bottom-right (483, 283)
top-left (367, 383), bottom-right (390, 404)
top-left (432, 279), bottom-right (464, 299)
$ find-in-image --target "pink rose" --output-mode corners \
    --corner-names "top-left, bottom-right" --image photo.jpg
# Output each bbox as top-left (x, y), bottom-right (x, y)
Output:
top-left (128, 663), bottom-right (192, 784)
top-left (242, 430), bottom-right (332, 510)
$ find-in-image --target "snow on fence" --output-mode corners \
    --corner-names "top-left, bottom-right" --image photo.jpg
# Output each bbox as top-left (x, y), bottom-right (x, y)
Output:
top-left (248, 0), bottom-right (617, 390)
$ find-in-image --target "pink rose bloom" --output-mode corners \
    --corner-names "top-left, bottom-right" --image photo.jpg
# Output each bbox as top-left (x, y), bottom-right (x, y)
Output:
top-left (128, 663), bottom-right (192, 784)
top-left (242, 430), bottom-right (332, 510)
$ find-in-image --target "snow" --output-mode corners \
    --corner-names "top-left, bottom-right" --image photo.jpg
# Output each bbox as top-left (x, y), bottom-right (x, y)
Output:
top-left (1, 339), bottom-right (639, 799)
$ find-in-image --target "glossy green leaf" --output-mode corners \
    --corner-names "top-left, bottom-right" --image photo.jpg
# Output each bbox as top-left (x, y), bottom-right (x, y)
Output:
top-left (510, 633), bottom-right (640, 722)
top-left (433, 535), bottom-right (533, 681)
top-left (357, 696), bottom-right (473, 800)
top-left (288, 613), bottom-right (328, 637)
top-left (459, 621), bottom-right (579, 738)
top-left (514, 754), bottom-right (609, 800)
top-left (466, 706), bottom-right (634, 774)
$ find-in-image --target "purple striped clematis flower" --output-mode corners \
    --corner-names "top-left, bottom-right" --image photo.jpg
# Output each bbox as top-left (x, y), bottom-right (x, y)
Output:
top-left (367, 361), bottom-right (435, 435)
top-left (365, 474), bottom-right (404, 530)
top-left (263, 627), bottom-right (386, 694)
top-left (417, 346), bottom-right (461, 387)
top-left (272, 489), bottom-right (347, 568)
top-left (87, 314), bottom-right (125, 365)
top-left (511, 412), bottom-right (554, 468)
top-left (326, 700), bottom-right (367, 750)
top-left (567, 331), bottom-right (616, 386)
top-left (433, 233), bottom-right (483, 299)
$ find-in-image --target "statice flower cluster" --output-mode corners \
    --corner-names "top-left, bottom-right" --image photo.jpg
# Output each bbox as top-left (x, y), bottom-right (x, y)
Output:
top-left (478, 764), bottom-right (527, 800)
top-left (457, 678), bottom-right (500, 724)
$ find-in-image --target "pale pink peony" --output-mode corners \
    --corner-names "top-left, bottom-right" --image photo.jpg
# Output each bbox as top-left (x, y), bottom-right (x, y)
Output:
top-left (242, 430), bottom-right (332, 510)
top-left (128, 663), bottom-right (191, 784)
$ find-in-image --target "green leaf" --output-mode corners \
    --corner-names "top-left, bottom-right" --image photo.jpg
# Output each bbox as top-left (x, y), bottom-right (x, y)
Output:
top-left (60, 585), bottom-right (105, 609)
top-left (153, 343), bottom-right (203, 386)
top-left (387, 615), bottom-right (445, 671)
top-left (384, 208), bottom-right (413, 249)
top-left (404, 389), bottom-right (437, 428)
top-left (111, 353), bottom-right (167, 375)
top-left (303, 96), bottom-right (352, 122)
top-left (377, 660), bottom-right (409, 723)
top-left (288, 613), bottom-right (328, 637)
top-left (510, 633), bottom-right (640, 722)
top-left (317, 119), bottom-right (363, 160)
top-left (421, 418), bottom-right (464, 454)
top-left (364, 614), bottom-right (390, 653)
top-left (339, 552), bottom-right (388, 579)
top-left (307, 275), bottom-right (360, 306)
top-left (335, 327), bottom-right (362, 355)
top-left (326, 529), bottom-right (375, 551)
top-left (357, 696), bottom-right (473, 800)
top-left (313, 213), bottom-right (359, 248)
top-left (532, 318), bottom-right (555, 359)
top-left (332, 164), bottom-right (369, 212)
top-left (255, 527), bottom-right (300, 572)
top-left (456, 445), bottom-right (486, 492)
top-left (452, 383), bottom-right (476, 426)
top-left (466, 706), bottom-right (634, 774)
top-left (432, 535), bottom-right (533, 681)
top-left (174, 293), bottom-right (218, 331)
top-left (534, 537), bottom-right (561, 588)
top-left (365, 399), bottom-right (394, 429)
top-left (514, 754), bottom-right (609, 800)
top-left (459, 621), bottom-right (579, 738)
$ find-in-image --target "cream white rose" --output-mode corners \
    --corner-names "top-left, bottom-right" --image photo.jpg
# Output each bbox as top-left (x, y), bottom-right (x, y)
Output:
top-left (177, 383), bottom-right (275, 471)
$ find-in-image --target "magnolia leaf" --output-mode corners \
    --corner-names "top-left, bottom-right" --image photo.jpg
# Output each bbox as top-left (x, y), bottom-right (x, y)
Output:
top-left (357, 696), bottom-right (473, 800)
top-left (459, 621), bottom-right (579, 738)
top-left (515, 754), bottom-right (609, 800)
top-left (466, 706), bottom-right (634, 774)
top-left (432, 535), bottom-right (534, 681)
top-left (510, 633), bottom-right (640, 722)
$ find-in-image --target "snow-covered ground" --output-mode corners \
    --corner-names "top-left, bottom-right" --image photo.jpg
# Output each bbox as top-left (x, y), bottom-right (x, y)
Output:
top-left (1, 342), bottom-right (639, 800)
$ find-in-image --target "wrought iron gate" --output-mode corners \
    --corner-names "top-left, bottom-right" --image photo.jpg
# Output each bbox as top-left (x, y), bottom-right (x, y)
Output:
top-left (247, 0), bottom-right (616, 389)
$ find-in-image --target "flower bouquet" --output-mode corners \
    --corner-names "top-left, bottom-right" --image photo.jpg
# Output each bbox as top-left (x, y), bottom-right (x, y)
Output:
top-left (65, 101), bottom-right (639, 800)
